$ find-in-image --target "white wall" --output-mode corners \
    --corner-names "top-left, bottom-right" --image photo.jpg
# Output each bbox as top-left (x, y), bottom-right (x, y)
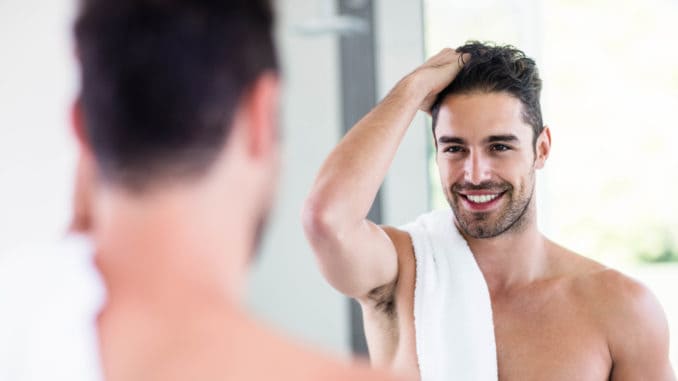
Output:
top-left (0, 0), bottom-right (79, 253)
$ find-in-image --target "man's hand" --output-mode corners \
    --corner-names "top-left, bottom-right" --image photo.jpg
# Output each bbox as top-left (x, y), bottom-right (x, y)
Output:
top-left (407, 48), bottom-right (469, 114)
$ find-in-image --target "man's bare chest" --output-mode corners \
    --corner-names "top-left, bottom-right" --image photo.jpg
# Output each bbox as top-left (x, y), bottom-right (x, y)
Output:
top-left (491, 290), bottom-right (612, 380)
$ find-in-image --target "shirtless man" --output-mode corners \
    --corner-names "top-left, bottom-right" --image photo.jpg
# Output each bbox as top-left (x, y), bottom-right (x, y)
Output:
top-left (303, 42), bottom-right (675, 380)
top-left (0, 1), bottom-right (402, 380)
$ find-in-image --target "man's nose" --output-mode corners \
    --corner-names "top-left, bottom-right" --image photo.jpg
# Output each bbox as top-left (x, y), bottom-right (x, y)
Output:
top-left (463, 151), bottom-right (492, 185)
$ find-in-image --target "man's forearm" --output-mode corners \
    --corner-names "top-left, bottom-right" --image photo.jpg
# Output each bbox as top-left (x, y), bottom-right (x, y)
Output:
top-left (304, 75), bottom-right (426, 230)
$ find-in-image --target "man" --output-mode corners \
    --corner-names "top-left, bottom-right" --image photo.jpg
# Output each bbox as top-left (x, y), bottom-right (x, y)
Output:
top-left (303, 42), bottom-right (675, 380)
top-left (0, 0), bottom-right (402, 380)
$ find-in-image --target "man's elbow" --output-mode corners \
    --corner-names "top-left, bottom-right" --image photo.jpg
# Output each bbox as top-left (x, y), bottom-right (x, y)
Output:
top-left (302, 200), bottom-right (360, 294)
top-left (301, 196), bottom-right (341, 242)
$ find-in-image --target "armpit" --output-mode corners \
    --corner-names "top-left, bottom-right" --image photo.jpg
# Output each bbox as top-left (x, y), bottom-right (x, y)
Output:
top-left (367, 280), bottom-right (397, 318)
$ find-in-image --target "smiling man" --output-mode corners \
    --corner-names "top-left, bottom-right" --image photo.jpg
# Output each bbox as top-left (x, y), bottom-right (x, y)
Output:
top-left (303, 42), bottom-right (675, 380)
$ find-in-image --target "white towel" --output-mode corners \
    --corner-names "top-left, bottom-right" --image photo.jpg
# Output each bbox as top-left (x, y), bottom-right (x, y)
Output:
top-left (401, 209), bottom-right (497, 381)
top-left (0, 234), bottom-right (105, 381)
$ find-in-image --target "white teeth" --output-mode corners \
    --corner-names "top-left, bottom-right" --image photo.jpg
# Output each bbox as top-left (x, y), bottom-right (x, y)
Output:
top-left (466, 194), bottom-right (499, 203)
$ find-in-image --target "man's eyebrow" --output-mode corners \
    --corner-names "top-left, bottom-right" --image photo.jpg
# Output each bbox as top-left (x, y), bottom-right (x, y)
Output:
top-left (484, 134), bottom-right (519, 144)
top-left (437, 136), bottom-right (466, 145)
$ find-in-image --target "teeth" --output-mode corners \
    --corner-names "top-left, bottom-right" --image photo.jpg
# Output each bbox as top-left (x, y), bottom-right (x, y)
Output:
top-left (466, 194), bottom-right (499, 203)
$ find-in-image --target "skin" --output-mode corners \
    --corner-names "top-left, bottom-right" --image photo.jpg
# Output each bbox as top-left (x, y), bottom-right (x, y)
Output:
top-left (303, 49), bottom-right (675, 380)
top-left (71, 73), bottom-right (402, 381)
top-left (68, 100), bottom-right (94, 233)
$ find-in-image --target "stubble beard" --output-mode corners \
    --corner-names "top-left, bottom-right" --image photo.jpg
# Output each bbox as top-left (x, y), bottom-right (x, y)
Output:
top-left (447, 174), bottom-right (535, 239)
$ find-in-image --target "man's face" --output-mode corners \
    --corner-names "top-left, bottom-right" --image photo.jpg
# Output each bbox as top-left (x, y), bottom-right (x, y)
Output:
top-left (435, 91), bottom-right (542, 239)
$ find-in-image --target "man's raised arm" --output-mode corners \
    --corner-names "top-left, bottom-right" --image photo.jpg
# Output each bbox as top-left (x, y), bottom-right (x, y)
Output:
top-left (302, 49), bottom-right (468, 301)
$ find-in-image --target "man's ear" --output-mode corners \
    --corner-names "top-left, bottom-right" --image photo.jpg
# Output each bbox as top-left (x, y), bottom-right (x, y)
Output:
top-left (244, 72), bottom-right (280, 160)
top-left (70, 152), bottom-right (96, 233)
top-left (69, 98), bottom-right (96, 233)
top-left (534, 126), bottom-right (551, 169)
top-left (70, 98), bottom-right (91, 154)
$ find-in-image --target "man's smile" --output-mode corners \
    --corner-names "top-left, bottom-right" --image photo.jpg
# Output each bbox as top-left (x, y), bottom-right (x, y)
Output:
top-left (456, 191), bottom-right (506, 211)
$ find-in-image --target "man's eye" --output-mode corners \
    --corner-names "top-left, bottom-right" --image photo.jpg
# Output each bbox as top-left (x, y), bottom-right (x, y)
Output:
top-left (491, 144), bottom-right (510, 152)
top-left (444, 146), bottom-right (464, 153)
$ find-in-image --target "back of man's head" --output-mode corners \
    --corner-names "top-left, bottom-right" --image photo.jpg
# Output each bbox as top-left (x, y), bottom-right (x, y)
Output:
top-left (74, 0), bottom-right (277, 191)
top-left (431, 41), bottom-right (543, 145)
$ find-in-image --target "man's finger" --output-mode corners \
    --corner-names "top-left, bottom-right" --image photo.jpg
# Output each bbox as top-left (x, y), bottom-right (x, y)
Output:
top-left (459, 53), bottom-right (471, 68)
top-left (426, 47), bottom-right (456, 66)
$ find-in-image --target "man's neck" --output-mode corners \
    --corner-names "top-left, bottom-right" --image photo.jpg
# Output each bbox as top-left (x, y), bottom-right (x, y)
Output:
top-left (458, 209), bottom-right (549, 295)
top-left (92, 186), bottom-right (256, 310)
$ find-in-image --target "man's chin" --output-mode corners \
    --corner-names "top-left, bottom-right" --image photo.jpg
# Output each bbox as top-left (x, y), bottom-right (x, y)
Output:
top-left (457, 220), bottom-right (499, 239)
top-left (452, 208), bottom-right (503, 239)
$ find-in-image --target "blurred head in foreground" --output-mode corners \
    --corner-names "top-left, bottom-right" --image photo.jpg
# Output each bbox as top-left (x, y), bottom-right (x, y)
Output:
top-left (73, 0), bottom-right (279, 252)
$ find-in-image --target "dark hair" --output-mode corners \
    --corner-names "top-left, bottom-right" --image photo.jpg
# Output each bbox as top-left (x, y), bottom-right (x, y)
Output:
top-left (74, 0), bottom-right (278, 190)
top-left (431, 41), bottom-right (543, 146)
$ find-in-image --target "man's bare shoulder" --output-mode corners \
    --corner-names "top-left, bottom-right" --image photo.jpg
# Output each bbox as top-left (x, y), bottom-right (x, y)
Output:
top-left (560, 254), bottom-right (656, 315)
top-left (551, 244), bottom-right (656, 312)
top-left (563, 256), bottom-right (673, 378)
top-left (381, 226), bottom-right (413, 256)
top-left (550, 243), bottom-right (670, 354)
top-left (577, 267), bottom-right (667, 338)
